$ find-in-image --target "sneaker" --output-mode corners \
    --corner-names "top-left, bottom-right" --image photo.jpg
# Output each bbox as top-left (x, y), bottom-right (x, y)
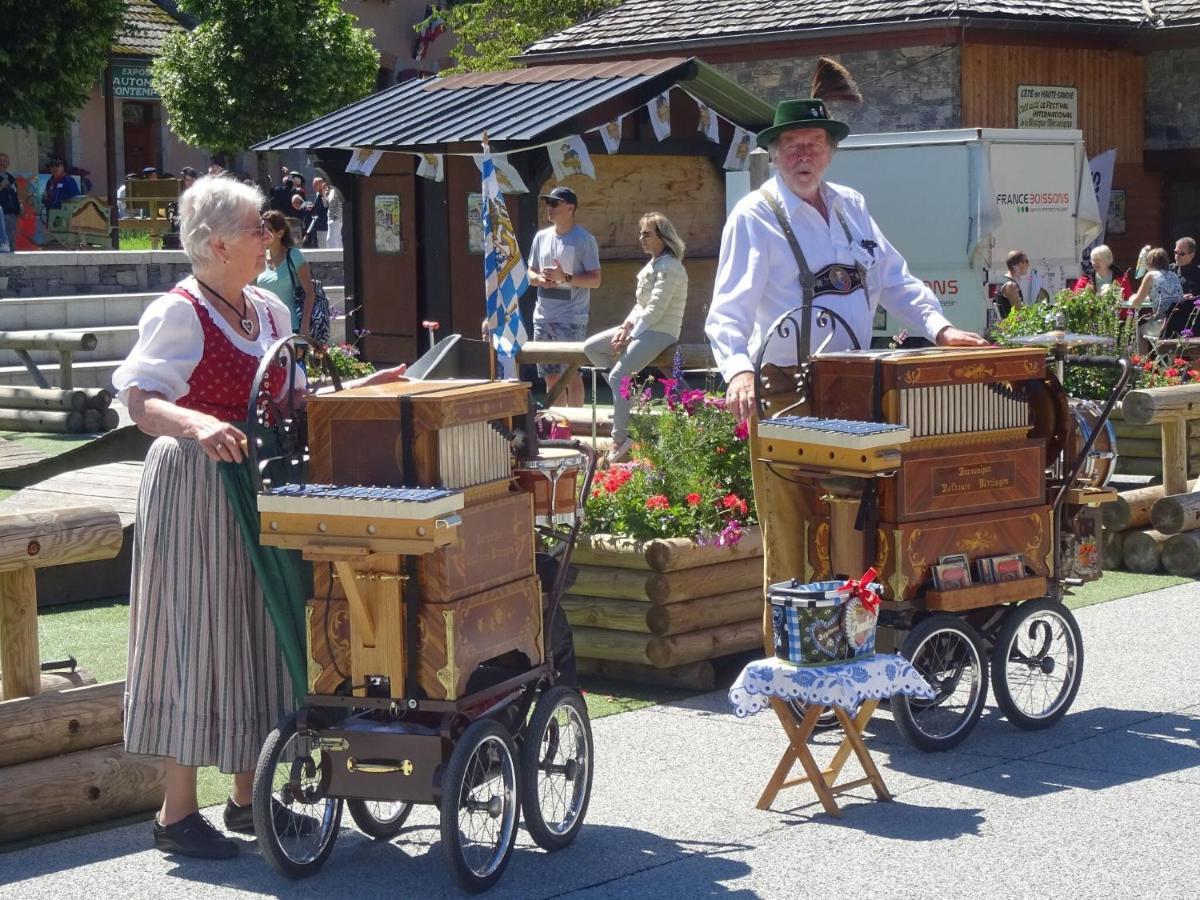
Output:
top-left (606, 436), bottom-right (633, 464)
top-left (223, 797), bottom-right (320, 837)
top-left (153, 812), bottom-right (239, 859)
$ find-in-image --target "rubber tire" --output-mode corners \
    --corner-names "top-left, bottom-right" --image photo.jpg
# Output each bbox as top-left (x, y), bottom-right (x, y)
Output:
top-left (252, 714), bottom-right (343, 880)
top-left (519, 686), bottom-right (593, 851)
top-left (991, 599), bottom-right (1083, 730)
top-left (346, 799), bottom-right (413, 840)
top-left (892, 614), bottom-right (989, 752)
top-left (440, 718), bottom-right (520, 893)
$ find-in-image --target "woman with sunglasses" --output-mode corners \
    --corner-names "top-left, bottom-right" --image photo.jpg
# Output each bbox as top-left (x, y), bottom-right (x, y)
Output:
top-left (257, 209), bottom-right (315, 338)
top-left (584, 212), bottom-right (689, 463)
top-left (113, 176), bottom-right (406, 860)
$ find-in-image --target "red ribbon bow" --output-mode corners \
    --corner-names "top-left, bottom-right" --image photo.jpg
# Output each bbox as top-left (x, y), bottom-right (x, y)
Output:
top-left (839, 566), bottom-right (880, 614)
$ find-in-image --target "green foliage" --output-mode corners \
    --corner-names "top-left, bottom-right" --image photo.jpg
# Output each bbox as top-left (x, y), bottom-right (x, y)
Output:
top-left (1, 0), bottom-right (125, 131)
top-left (440, 0), bottom-right (619, 72)
top-left (584, 378), bottom-right (757, 543)
top-left (153, 0), bottom-right (379, 154)
top-left (306, 343), bottom-right (375, 382)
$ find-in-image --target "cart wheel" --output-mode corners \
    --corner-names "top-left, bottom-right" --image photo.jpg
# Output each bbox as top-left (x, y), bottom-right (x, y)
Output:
top-left (252, 713), bottom-right (343, 879)
top-left (440, 718), bottom-right (520, 892)
top-left (346, 799), bottom-right (413, 840)
top-left (991, 599), bottom-right (1083, 730)
top-left (519, 686), bottom-right (593, 851)
top-left (784, 700), bottom-right (853, 732)
top-left (892, 614), bottom-right (989, 752)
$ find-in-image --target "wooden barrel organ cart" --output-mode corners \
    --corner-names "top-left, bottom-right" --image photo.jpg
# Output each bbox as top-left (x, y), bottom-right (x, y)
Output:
top-left (755, 307), bottom-right (1130, 751)
top-left (245, 338), bottom-right (597, 891)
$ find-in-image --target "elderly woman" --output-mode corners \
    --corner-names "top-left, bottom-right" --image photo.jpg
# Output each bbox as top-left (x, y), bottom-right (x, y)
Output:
top-left (584, 212), bottom-right (688, 463)
top-left (1073, 244), bottom-right (1132, 301)
top-left (114, 176), bottom-right (404, 859)
top-left (257, 209), bottom-right (315, 338)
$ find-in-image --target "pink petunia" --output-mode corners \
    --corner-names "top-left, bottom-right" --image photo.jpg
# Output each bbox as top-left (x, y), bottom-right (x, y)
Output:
top-left (619, 376), bottom-right (633, 401)
top-left (733, 419), bottom-right (749, 441)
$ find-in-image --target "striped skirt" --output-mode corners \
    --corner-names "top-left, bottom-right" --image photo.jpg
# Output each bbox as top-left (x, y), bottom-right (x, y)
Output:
top-left (124, 437), bottom-right (292, 773)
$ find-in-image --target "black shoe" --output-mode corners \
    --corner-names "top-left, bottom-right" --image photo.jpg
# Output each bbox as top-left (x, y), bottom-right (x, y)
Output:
top-left (223, 797), bottom-right (320, 837)
top-left (153, 812), bottom-right (239, 859)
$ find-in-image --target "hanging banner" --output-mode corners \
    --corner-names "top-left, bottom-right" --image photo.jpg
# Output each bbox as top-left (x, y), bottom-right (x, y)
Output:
top-left (696, 101), bottom-right (720, 143)
top-left (723, 127), bottom-right (754, 171)
top-left (416, 152), bottom-right (444, 182)
top-left (1017, 85), bottom-right (1078, 129)
top-left (547, 135), bottom-right (595, 181)
top-left (599, 118), bottom-right (623, 154)
top-left (1086, 148), bottom-right (1117, 250)
top-left (471, 153), bottom-right (528, 194)
top-left (346, 148), bottom-right (384, 176)
top-left (481, 144), bottom-right (529, 358)
top-left (111, 64), bottom-right (157, 99)
top-left (648, 92), bottom-right (671, 141)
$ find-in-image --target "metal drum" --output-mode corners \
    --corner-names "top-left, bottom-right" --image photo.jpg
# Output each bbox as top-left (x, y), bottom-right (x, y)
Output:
top-left (515, 447), bottom-right (585, 527)
top-left (1067, 399), bottom-right (1118, 487)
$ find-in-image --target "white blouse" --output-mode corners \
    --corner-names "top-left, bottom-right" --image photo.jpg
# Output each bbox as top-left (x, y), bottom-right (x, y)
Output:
top-left (112, 276), bottom-right (295, 403)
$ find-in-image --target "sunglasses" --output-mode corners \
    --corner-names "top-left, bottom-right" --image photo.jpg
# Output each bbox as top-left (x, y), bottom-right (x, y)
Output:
top-left (544, 199), bottom-right (562, 208)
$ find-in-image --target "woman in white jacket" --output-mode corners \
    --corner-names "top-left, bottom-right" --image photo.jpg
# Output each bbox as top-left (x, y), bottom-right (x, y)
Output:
top-left (584, 212), bottom-right (688, 463)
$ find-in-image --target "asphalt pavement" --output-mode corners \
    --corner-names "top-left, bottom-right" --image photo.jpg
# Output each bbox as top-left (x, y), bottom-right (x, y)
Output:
top-left (3, 582), bottom-right (1198, 899)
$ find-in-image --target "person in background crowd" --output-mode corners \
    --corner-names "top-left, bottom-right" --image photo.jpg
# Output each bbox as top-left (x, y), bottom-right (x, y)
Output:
top-left (584, 212), bottom-right (688, 463)
top-left (1130, 246), bottom-right (1187, 343)
top-left (42, 156), bottom-right (80, 210)
top-left (142, 166), bottom-right (159, 181)
top-left (997, 250), bottom-right (1029, 319)
top-left (324, 176), bottom-right (343, 249)
top-left (268, 167), bottom-right (296, 215)
top-left (307, 176), bottom-right (330, 248)
top-left (116, 172), bottom-right (138, 220)
top-left (527, 186), bottom-right (602, 406)
top-left (1172, 237), bottom-right (1200, 298)
top-left (1073, 244), bottom-right (1133, 302)
top-left (258, 208), bottom-right (315, 337)
top-left (180, 166), bottom-right (198, 191)
top-left (0, 153), bottom-right (20, 251)
top-left (207, 162), bottom-right (225, 177)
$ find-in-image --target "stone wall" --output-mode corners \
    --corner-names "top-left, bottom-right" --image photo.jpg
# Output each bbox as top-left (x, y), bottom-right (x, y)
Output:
top-left (714, 45), bottom-right (961, 134)
top-left (0, 249), bottom-right (345, 299)
top-left (1145, 48), bottom-right (1200, 150)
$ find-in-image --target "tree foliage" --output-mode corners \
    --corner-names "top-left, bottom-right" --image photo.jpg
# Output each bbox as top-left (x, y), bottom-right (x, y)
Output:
top-left (1, 0), bottom-right (125, 131)
top-left (153, 0), bottom-right (379, 154)
top-left (441, 0), bottom-right (619, 72)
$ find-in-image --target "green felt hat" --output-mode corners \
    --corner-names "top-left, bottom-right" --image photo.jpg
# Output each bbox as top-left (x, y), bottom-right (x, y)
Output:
top-left (756, 99), bottom-right (850, 148)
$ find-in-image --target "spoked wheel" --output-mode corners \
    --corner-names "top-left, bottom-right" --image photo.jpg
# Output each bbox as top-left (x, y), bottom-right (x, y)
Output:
top-left (245, 334), bottom-right (319, 492)
top-left (519, 686), bottom-right (593, 851)
top-left (252, 713), bottom-right (343, 879)
top-left (346, 799), bottom-right (413, 840)
top-left (784, 700), bottom-right (850, 732)
top-left (440, 719), bottom-right (520, 892)
top-left (892, 614), bottom-right (989, 752)
top-left (991, 599), bottom-right (1083, 730)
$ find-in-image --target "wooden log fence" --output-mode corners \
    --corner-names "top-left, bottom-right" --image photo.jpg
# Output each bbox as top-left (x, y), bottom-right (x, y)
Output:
top-left (0, 331), bottom-right (98, 391)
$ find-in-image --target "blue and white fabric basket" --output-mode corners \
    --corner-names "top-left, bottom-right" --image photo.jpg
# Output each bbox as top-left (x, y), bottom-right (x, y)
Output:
top-left (768, 578), bottom-right (880, 667)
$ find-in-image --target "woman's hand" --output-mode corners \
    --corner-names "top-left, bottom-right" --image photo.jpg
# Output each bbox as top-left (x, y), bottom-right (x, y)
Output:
top-left (611, 321), bottom-right (634, 352)
top-left (192, 416), bottom-right (249, 463)
top-left (360, 363), bottom-right (408, 387)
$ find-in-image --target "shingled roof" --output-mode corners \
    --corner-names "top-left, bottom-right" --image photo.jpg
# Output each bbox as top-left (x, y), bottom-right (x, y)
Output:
top-left (525, 1), bottom-right (1200, 58)
top-left (113, 0), bottom-right (187, 58)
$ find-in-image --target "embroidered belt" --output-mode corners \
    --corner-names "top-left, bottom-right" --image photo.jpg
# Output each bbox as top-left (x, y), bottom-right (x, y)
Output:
top-left (811, 263), bottom-right (863, 298)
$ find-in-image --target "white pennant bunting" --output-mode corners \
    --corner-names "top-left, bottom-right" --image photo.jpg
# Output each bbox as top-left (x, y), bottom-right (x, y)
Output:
top-left (471, 153), bottom-right (529, 194)
top-left (696, 101), bottom-right (720, 143)
top-left (599, 118), bottom-right (623, 154)
top-left (648, 92), bottom-right (671, 141)
top-left (723, 127), bottom-right (755, 171)
top-left (346, 147), bottom-right (384, 176)
top-left (416, 153), bottom-right (444, 182)
top-left (547, 135), bottom-right (596, 181)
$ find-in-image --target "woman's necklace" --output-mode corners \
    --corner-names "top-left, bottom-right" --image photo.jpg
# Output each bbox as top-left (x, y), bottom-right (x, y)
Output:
top-left (195, 278), bottom-right (255, 335)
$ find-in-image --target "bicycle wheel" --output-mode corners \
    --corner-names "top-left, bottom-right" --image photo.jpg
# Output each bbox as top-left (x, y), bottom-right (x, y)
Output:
top-left (892, 614), bottom-right (989, 752)
top-left (991, 599), bottom-right (1083, 730)
top-left (346, 799), bottom-right (413, 840)
top-left (440, 718), bottom-right (520, 892)
top-left (519, 686), bottom-right (593, 851)
top-left (252, 713), bottom-right (343, 879)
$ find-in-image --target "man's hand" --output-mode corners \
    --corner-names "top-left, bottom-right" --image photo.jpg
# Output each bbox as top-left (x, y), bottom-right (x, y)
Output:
top-left (542, 260), bottom-right (566, 285)
top-left (727, 371), bottom-right (757, 423)
top-left (936, 326), bottom-right (990, 347)
top-left (610, 321), bottom-right (633, 352)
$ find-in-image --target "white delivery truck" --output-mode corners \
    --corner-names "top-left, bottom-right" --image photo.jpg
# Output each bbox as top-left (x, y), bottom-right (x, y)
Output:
top-left (728, 128), bottom-right (1103, 343)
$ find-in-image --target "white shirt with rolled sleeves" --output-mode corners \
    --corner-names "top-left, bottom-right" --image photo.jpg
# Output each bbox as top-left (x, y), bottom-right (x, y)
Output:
top-left (706, 176), bottom-right (953, 383)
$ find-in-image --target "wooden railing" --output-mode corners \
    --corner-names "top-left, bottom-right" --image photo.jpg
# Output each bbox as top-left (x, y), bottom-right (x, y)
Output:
top-left (0, 331), bottom-right (97, 390)
top-left (516, 341), bottom-right (716, 406)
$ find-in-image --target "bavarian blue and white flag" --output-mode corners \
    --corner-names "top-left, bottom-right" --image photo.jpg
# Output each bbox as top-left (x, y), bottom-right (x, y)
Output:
top-left (481, 144), bottom-right (528, 359)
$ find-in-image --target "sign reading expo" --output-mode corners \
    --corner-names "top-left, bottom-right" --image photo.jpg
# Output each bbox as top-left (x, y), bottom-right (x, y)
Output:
top-left (1016, 85), bottom-right (1077, 129)
top-left (111, 64), bottom-right (158, 100)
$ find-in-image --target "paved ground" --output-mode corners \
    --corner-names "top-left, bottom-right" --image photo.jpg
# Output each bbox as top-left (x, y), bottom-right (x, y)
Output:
top-left (4, 582), bottom-right (1199, 899)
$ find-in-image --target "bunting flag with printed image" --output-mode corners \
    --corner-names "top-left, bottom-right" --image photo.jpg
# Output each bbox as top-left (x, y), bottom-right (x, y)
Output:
top-left (416, 152), bottom-right (444, 182)
top-left (346, 147), bottom-right (384, 176)
top-left (696, 101), bottom-right (720, 143)
top-left (481, 144), bottom-right (528, 359)
top-left (547, 135), bottom-right (596, 181)
top-left (648, 91), bottom-right (671, 141)
top-left (723, 127), bottom-right (755, 171)
top-left (471, 153), bottom-right (529, 194)
top-left (598, 117), bottom-right (623, 154)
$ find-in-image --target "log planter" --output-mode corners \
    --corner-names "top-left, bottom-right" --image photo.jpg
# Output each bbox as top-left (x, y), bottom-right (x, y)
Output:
top-left (566, 529), bottom-right (765, 690)
top-left (1110, 403), bottom-right (1200, 481)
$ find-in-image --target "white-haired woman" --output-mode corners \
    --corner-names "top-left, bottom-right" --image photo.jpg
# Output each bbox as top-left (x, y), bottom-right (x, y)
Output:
top-left (1072, 244), bottom-right (1132, 303)
top-left (584, 212), bottom-right (688, 463)
top-left (113, 176), bottom-right (405, 859)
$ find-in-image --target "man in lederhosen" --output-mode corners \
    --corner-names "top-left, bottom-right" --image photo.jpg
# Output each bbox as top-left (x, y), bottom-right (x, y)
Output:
top-left (705, 59), bottom-right (987, 649)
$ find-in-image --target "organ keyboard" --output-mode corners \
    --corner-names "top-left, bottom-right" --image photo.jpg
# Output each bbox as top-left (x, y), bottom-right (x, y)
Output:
top-left (757, 416), bottom-right (911, 474)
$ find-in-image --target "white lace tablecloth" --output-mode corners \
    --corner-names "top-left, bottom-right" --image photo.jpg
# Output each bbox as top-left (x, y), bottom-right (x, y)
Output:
top-left (728, 654), bottom-right (936, 718)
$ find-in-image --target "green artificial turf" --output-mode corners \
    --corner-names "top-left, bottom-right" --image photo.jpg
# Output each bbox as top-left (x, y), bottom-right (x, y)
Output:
top-left (1063, 570), bottom-right (1191, 610)
top-left (0, 431), bottom-right (94, 456)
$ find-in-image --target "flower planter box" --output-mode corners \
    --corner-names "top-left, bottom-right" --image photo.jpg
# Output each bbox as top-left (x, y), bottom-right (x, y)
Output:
top-left (566, 529), bottom-right (765, 690)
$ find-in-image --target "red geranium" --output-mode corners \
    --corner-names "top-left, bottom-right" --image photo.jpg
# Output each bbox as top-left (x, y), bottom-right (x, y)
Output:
top-left (646, 495), bottom-right (670, 510)
top-left (686, 492), bottom-right (702, 506)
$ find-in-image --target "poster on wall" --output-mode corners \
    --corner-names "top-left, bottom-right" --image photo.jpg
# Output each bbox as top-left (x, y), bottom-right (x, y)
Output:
top-left (1108, 190), bottom-right (1126, 234)
top-left (467, 192), bottom-right (484, 254)
top-left (374, 194), bottom-right (401, 253)
top-left (1017, 85), bottom-right (1078, 129)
